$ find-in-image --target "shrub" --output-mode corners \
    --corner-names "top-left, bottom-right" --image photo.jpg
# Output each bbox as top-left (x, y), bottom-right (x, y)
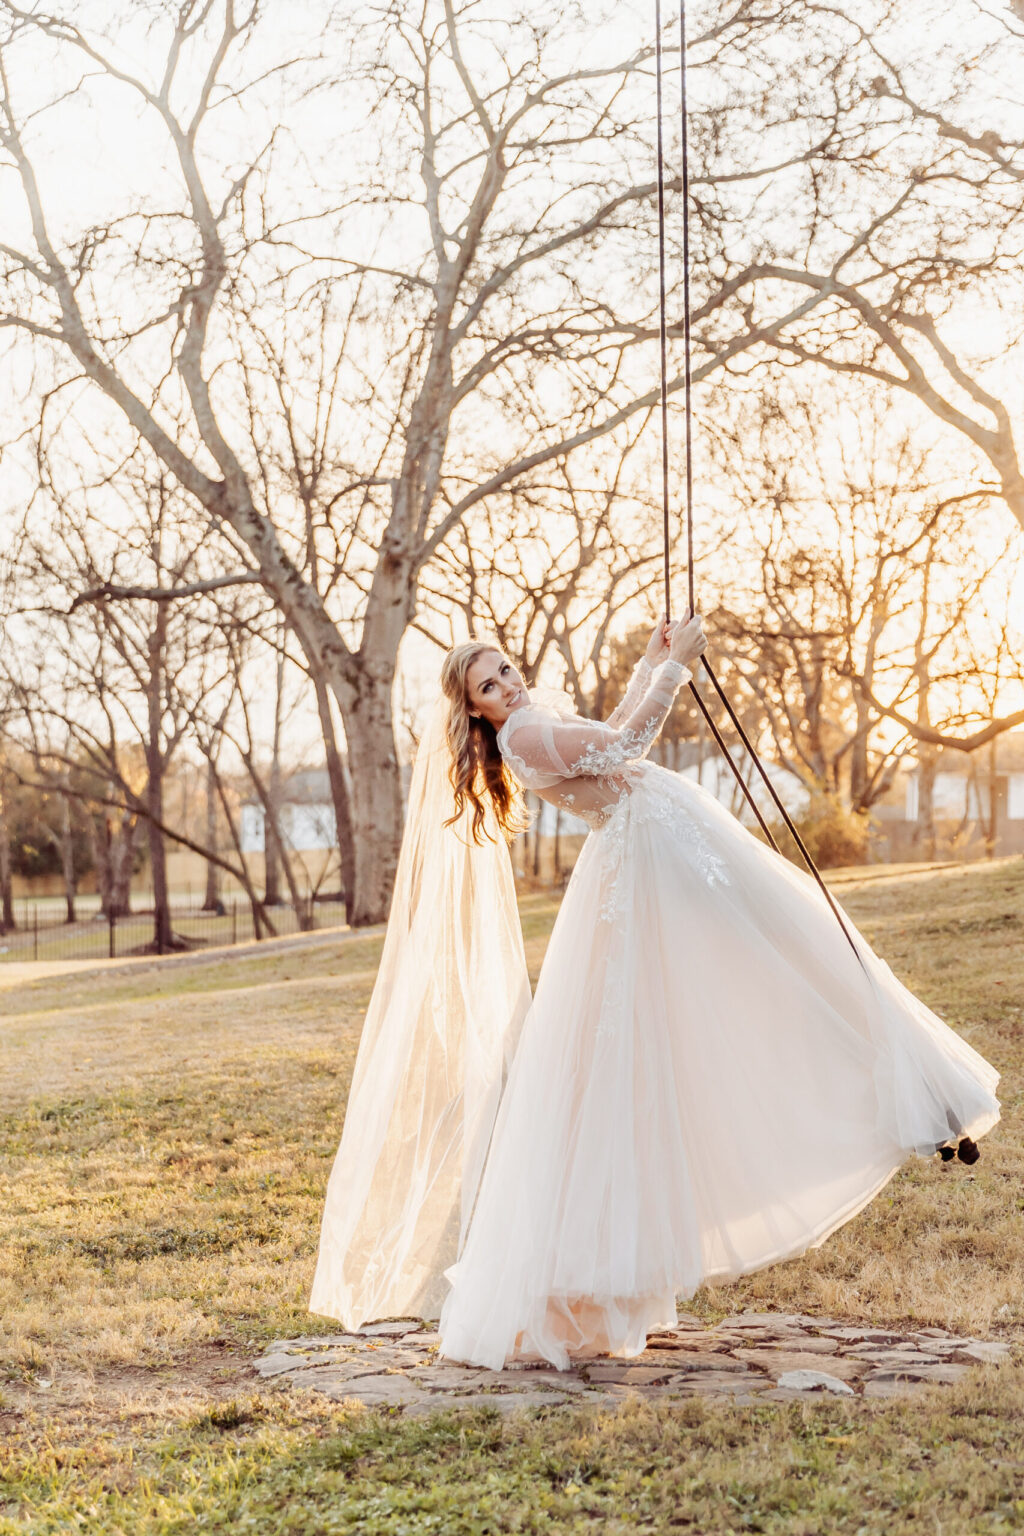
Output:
top-left (776, 790), bottom-right (873, 870)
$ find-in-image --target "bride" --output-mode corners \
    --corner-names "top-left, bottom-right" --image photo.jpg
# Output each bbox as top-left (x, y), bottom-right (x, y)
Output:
top-left (309, 615), bottom-right (1000, 1371)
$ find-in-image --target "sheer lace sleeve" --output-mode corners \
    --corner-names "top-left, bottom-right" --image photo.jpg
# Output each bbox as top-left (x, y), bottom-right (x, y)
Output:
top-left (500, 660), bottom-right (691, 786)
top-left (604, 656), bottom-right (653, 728)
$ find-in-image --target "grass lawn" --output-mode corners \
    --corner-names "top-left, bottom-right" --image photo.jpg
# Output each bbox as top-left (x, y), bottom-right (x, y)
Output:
top-left (0, 868), bottom-right (1022, 1534)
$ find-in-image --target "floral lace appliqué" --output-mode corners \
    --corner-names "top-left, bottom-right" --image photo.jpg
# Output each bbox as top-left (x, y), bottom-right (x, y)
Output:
top-left (635, 782), bottom-right (731, 892)
top-left (571, 718), bottom-right (662, 778)
top-left (595, 770), bottom-right (730, 932)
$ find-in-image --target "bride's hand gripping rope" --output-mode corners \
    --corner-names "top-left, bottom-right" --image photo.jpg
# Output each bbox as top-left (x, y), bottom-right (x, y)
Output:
top-left (668, 612), bottom-right (707, 671)
top-left (644, 613), bottom-right (672, 665)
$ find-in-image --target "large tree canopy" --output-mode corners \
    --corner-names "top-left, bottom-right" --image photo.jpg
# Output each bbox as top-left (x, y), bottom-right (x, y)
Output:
top-left (1, 0), bottom-right (1022, 918)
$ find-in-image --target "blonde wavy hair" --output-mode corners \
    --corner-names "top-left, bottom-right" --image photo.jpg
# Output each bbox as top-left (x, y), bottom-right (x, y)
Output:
top-left (440, 639), bottom-right (529, 844)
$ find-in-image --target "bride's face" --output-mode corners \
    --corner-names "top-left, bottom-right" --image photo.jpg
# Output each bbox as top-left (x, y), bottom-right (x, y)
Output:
top-left (466, 650), bottom-right (529, 728)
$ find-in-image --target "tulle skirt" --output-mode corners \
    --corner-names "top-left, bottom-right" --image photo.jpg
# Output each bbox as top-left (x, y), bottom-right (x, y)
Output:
top-left (437, 764), bottom-right (1000, 1371)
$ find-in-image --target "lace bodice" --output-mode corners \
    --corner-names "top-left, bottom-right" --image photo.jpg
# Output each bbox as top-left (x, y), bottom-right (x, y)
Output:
top-left (497, 657), bottom-right (691, 828)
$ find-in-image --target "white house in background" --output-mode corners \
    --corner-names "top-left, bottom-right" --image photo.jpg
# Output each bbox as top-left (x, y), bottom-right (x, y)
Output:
top-left (240, 769), bottom-right (338, 853)
top-left (903, 770), bottom-right (1009, 822)
top-left (679, 750), bottom-right (810, 819)
top-left (873, 729), bottom-right (1024, 859)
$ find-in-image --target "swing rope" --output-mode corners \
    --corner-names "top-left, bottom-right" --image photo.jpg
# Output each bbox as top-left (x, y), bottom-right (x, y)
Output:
top-left (655, 0), bottom-right (865, 962)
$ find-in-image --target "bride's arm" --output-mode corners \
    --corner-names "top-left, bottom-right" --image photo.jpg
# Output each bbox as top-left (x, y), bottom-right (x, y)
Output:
top-left (505, 660), bottom-right (691, 779)
top-left (503, 616), bottom-right (706, 781)
top-left (604, 656), bottom-right (654, 728)
top-left (604, 617), bottom-right (671, 726)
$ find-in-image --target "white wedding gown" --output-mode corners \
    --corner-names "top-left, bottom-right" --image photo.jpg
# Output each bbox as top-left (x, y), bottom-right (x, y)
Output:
top-left (434, 657), bottom-right (1000, 1370)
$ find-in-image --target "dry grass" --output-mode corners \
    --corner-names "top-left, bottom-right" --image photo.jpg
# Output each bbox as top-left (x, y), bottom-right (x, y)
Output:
top-left (2, 1374), bottom-right (1024, 1535)
top-left (0, 866), bottom-right (1021, 1533)
top-left (0, 895), bottom-right (558, 1390)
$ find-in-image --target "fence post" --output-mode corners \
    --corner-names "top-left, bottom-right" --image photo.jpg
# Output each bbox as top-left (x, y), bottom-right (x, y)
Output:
top-left (108, 909), bottom-right (115, 960)
top-left (231, 903), bottom-right (237, 946)
top-left (32, 904), bottom-right (38, 962)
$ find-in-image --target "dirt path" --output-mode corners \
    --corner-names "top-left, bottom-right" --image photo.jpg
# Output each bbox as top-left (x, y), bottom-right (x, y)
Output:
top-left (0, 959), bottom-right (109, 989)
top-left (0, 921), bottom-right (386, 993)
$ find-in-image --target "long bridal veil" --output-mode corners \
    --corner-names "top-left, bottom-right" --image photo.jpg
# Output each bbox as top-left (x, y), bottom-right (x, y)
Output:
top-left (309, 698), bottom-right (532, 1330)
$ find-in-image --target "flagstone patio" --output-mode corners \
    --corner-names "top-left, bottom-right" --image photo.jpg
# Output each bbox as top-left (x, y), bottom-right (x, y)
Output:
top-left (256, 1311), bottom-right (1015, 1416)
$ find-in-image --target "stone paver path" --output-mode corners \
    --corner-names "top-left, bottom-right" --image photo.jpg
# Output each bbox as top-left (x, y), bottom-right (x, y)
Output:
top-left (257, 1312), bottom-right (1014, 1416)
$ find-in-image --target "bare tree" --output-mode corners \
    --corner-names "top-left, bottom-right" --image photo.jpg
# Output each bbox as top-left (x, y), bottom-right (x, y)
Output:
top-left (424, 431), bottom-right (667, 690)
top-left (218, 625), bottom-right (319, 929)
top-left (709, 388), bottom-right (1016, 815)
top-left (970, 586), bottom-right (1024, 858)
top-left (8, 463), bottom-right (233, 946)
top-left (199, 723), bottom-right (226, 913)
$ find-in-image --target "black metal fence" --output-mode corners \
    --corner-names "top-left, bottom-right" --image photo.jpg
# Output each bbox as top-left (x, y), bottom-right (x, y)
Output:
top-left (0, 897), bottom-right (348, 964)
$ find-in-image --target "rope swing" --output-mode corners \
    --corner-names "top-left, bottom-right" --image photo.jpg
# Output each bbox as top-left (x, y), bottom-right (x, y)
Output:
top-left (653, 0), bottom-right (866, 962)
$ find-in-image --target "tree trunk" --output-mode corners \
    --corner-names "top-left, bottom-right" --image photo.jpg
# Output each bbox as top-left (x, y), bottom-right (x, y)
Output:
top-left (313, 671), bottom-right (356, 924)
top-left (910, 564), bottom-right (937, 862)
top-left (207, 755), bottom-right (277, 938)
top-left (145, 603), bottom-right (173, 954)
top-left (804, 637), bottom-right (830, 787)
top-left (202, 755), bottom-right (221, 910)
top-left (110, 811), bottom-right (137, 917)
top-left (90, 815), bottom-right (113, 917)
top-left (263, 816), bottom-right (285, 907)
top-left (90, 809), bottom-right (135, 917)
top-left (339, 674), bottom-right (404, 926)
top-left (849, 703), bottom-right (872, 813)
top-left (270, 810), bottom-right (312, 928)
top-left (915, 752), bottom-right (938, 862)
top-left (263, 635), bottom-right (285, 906)
top-left (59, 791), bottom-right (77, 923)
top-left (0, 788), bottom-right (14, 932)
top-left (985, 739), bottom-right (998, 858)
top-left (849, 599), bottom-right (885, 813)
top-left (145, 797), bottom-right (172, 950)
top-left (240, 745), bottom-right (310, 929)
